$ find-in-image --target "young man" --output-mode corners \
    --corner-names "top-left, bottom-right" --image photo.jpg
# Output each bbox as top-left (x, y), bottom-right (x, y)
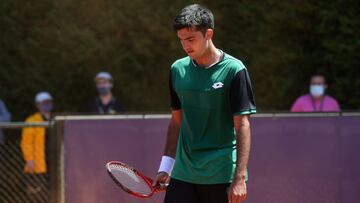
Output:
top-left (153, 4), bottom-right (256, 203)
top-left (21, 92), bottom-right (54, 200)
top-left (87, 72), bottom-right (125, 114)
top-left (291, 74), bottom-right (340, 112)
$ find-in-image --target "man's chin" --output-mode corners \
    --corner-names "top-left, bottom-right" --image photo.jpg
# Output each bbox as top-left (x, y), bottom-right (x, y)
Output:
top-left (187, 53), bottom-right (198, 59)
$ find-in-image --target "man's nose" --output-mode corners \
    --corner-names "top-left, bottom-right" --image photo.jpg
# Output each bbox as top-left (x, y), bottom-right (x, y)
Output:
top-left (181, 41), bottom-right (190, 49)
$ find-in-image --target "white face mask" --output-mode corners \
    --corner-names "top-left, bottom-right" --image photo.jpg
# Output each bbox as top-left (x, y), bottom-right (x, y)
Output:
top-left (310, 85), bottom-right (325, 97)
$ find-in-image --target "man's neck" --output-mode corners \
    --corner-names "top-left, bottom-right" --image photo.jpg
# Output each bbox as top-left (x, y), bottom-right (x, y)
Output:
top-left (312, 95), bottom-right (324, 102)
top-left (40, 112), bottom-right (50, 120)
top-left (194, 43), bottom-right (221, 68)
top-left (99, 93), bottom-right (113, 105)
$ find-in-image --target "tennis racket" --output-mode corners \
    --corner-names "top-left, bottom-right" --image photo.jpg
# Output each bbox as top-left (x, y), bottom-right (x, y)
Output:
top-left (106, 161), bottom-right (165, 198)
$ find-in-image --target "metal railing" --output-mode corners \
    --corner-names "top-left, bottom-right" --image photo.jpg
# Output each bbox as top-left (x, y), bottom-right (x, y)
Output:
top-left (0, 122), bottom-right (52, 129)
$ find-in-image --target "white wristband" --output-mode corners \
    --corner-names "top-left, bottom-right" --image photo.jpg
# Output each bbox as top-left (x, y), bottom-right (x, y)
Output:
top-left (158, 156), bottom-right (175, 175)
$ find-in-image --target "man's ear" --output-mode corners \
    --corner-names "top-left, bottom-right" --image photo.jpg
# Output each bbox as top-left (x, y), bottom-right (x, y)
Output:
top-left (205, 29), bottom-right (213, 40)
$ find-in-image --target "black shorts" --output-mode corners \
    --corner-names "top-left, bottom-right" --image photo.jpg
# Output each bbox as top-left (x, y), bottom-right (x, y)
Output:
top-left (164, 178), bottom-right (230, 203)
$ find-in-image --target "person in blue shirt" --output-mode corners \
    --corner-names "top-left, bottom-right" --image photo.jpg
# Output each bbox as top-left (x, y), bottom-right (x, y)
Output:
top-left (0, 99), bottom-right (11, 144)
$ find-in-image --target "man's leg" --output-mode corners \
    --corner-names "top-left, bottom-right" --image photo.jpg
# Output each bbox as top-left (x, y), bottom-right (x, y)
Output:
top-left (164, 178), bottom-right (198, 203)
top-left (197, 183), bottom-right (230, 203)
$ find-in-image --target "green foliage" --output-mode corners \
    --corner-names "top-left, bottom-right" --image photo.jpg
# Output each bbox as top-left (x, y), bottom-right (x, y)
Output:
top-left (0, 0), bottom-right (359, 120)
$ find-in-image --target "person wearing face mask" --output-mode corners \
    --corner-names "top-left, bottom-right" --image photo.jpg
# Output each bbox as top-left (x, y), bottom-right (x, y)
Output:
top-left (87, 71), bottom-right (125, 114)
top-left (20, 92), bottom-right (53, 200)
top-left (291, 75), bottom-right (340, 112)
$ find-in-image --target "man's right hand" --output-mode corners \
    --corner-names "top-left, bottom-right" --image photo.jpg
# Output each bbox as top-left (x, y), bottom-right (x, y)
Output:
top-left (153, 171), bottom-right (170, 190)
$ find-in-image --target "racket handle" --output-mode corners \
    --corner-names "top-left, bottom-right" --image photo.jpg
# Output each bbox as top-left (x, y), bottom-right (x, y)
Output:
top-left (154, 183), bottom-right (168, 192)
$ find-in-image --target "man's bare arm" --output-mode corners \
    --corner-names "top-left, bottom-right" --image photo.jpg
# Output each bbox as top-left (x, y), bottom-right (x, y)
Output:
top-left (153, 110), bottom-right (181, 187)
top-left (164, 110), bottom-right (182, 158)
top-left (228, 114), bottom-right (251, 203)
top-left (233, 114), bottom-right (251, 180)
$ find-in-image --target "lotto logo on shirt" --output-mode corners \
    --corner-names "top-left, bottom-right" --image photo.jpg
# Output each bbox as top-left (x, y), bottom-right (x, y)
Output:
top-left (212, 82), bottom-right (224, 89)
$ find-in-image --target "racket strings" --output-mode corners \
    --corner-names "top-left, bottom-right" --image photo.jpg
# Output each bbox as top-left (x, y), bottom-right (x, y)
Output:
top-left (109, 164), bottom-right (152, 195)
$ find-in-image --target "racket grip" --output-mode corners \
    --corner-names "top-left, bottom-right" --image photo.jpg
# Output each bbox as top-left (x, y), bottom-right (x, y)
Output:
top-left (154, 183), bottom-right (168, 192)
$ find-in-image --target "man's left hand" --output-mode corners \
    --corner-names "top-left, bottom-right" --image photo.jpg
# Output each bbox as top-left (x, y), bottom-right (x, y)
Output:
top-left (228, 178), bottom-right (247, 203)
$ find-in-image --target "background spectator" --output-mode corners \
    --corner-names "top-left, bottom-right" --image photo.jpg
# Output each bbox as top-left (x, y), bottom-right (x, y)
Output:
top-left (0, 100), bottom-right (11, 202)
top-left (21, 92), bottom-right (53, 200)
top-left (87, 72), bottom-right (125, 114)
top-left (0, 99), bottom-right (11, 144)
top-left (291, 75), bottom-right (340, 112)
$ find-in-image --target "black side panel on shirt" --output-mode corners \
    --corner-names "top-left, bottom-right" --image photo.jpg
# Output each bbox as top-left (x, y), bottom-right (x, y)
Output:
top-left (169, 71), bottom-right (181, 110)
top-left (230, 69), bottom-right (256, 114)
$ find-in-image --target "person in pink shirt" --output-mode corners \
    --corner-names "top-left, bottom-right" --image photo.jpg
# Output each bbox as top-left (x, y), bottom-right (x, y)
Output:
top-left (291, 75), bottom-right (340, 112)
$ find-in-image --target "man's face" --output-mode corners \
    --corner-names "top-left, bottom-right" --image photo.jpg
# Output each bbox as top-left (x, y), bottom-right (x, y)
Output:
top-left (95, 78), bottom-right (113, 96)
top-left (177, 27), bottom-right (211, 60)
top-left (36, 100), bottom-right (53, 113)
top-left (95, 78), bottom-right (112, 88)
top-left (309, 75), bottom-right (327, 97)
top-left (310, 76), bottom-right (326, 86)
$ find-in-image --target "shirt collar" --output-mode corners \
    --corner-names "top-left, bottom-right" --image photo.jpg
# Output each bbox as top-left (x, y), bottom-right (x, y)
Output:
top-left (191, 49), bottom-right (225, 69)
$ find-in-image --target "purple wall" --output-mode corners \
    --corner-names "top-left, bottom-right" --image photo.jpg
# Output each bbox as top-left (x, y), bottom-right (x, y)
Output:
top-left (63, 115), bottom-right (360, 203)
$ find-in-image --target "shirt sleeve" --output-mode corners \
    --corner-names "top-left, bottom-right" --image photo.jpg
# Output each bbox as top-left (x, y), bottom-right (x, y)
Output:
top-left (230, 69), bottom-right (256, 115)
top-left (290, 97), bottom-right (303, 112)
top-left (169, 71), bottom-right (181, 110)
top-left (0, 100), bottom-right (11, 122)
top-left (113, 98), bottom-right (125, 112)
top-left (328, 97), bottom-right (340, 112)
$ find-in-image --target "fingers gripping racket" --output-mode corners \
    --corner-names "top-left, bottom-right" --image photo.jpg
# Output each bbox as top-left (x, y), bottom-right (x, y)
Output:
top-left (106, 161), bottom-right (164, 198)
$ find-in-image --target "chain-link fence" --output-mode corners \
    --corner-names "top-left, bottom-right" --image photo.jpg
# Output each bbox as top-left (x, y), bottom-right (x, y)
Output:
top-left (0, 122), bottom-right (61, 203)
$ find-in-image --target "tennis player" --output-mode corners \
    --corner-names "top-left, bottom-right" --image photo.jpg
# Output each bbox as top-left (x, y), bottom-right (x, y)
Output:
top-left (153, 4), bottom-right (256, 203)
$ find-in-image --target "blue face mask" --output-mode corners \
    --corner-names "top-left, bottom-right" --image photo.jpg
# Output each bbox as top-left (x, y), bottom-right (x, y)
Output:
top-left (97, 86), bottom-right (112, 96)
top-left (310, 85), bottom-right (325, 97)
top-left (38, 103), bottom-right (53, 112)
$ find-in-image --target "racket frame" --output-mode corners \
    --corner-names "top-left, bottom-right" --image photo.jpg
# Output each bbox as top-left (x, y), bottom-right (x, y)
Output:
top-left (106, 161), bottom-right (156, 198)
